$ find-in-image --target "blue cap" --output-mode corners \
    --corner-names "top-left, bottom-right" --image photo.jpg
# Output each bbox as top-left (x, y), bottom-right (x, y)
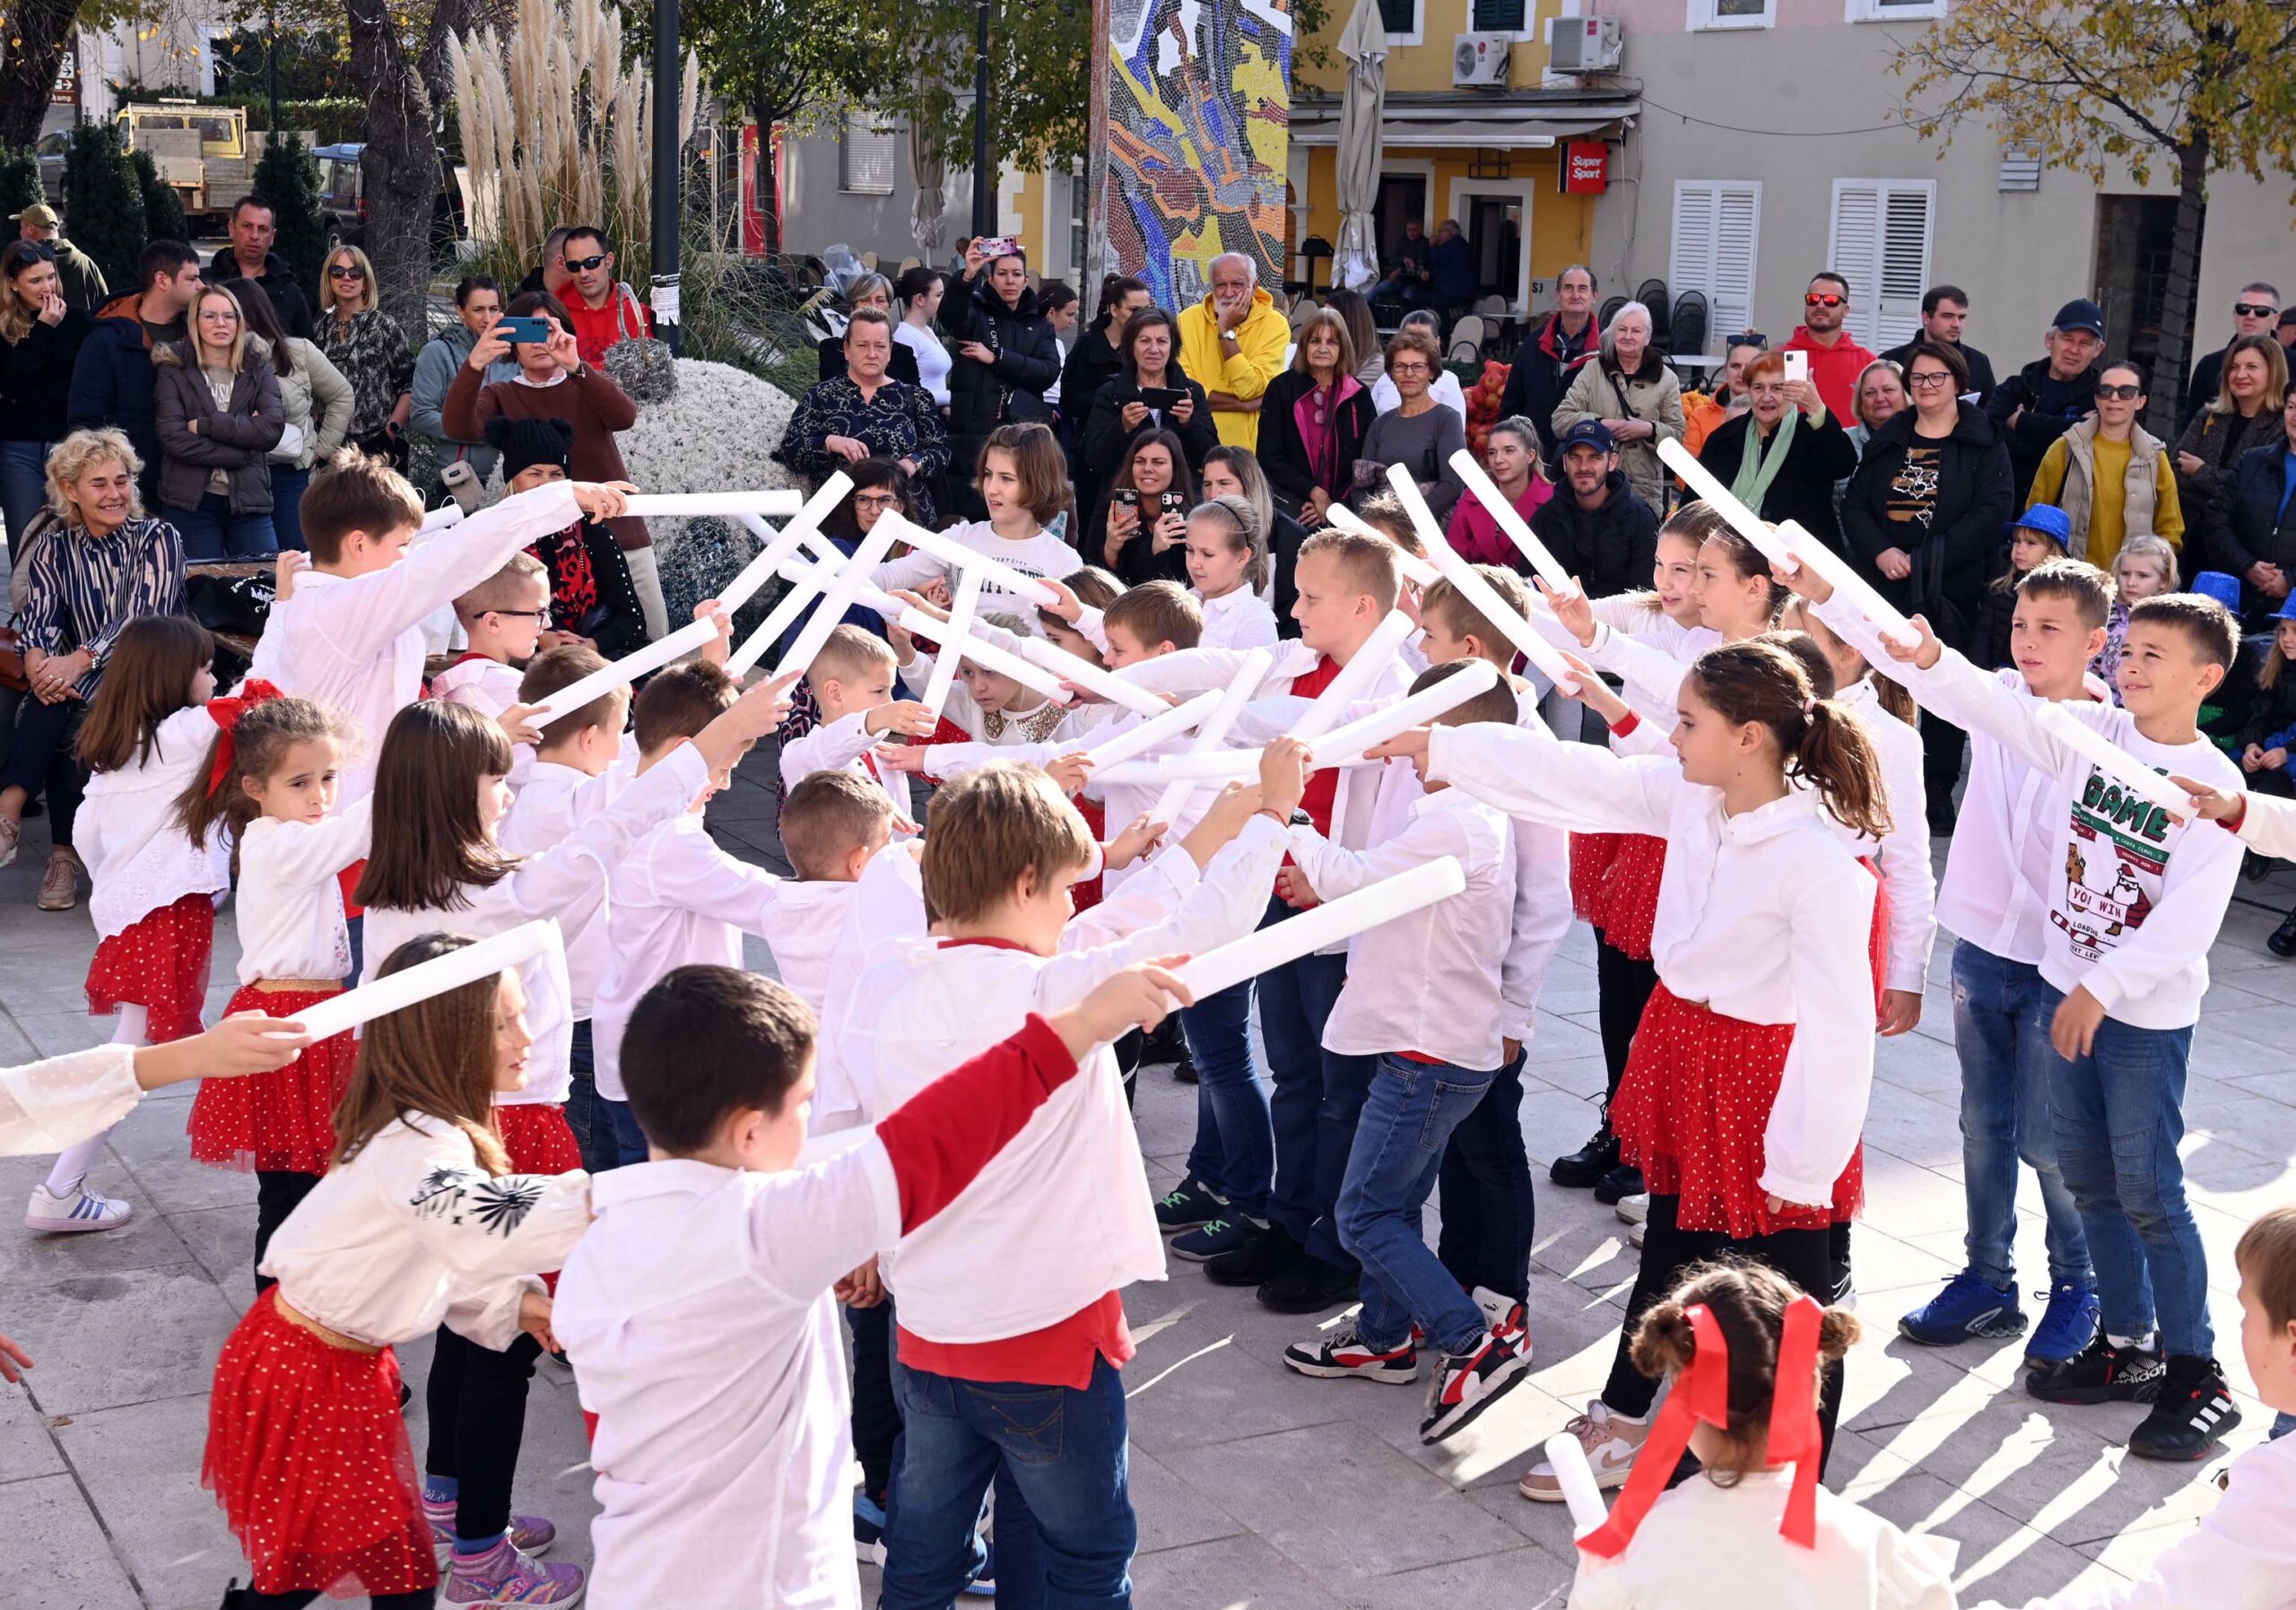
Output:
top-left (2052, 299), bottom-right (2106, 339)
top-left (2272, 594), bottom-right (2296, 622)
top-left (1559, 419), bottom-right (1617, 455)
top-left (2192, 570), bottom-right (2243, 611)
top-left (2008, 505), bottom-right (2072, 548)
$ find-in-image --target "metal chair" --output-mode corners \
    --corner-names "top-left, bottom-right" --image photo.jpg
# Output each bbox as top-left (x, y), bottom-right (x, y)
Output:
top-left (1669, 290), bottom-right (1709, 360)
top-left (1598, 294), bottom-right (1627, 331)
top-left (1475, 293), bottom-right (1507, 315)
top-left (1448, 313), bottom-right (1487, 365)
top-left (1634, 278), bottom-right (1669, 344)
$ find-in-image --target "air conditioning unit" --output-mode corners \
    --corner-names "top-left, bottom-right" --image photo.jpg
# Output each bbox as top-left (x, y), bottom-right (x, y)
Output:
top-left (1454, 32), bottom-right (1512, 88)
top-left (1549, 14), bottom-right (1624, 73)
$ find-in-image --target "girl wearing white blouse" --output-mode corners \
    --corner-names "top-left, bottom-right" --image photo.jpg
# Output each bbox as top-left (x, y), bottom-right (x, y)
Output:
top-left (26, 617), bottom-right (229, 1236)
top-left (178, 694), bottom-right (370, 1283)
top-left (1373, 637), bottom-right (1891, 1503)
top-left (1183, 496), bottom-right (1280, 649)
top-left (204, 935), bottom-right (593, 1610)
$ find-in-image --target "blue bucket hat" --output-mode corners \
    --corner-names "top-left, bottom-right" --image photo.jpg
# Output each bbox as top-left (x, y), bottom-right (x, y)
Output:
top-left (2008, 505), bottom-right (2073, 548)
top-left (2272, 594), bottom-right (2296, 623)
top-left (2191, 570), bottom-right (2243, 612)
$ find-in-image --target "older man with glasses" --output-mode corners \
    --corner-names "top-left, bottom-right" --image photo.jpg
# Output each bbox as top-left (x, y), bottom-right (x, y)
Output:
top-left (2180, 281), bottom-right (2281, 433)
top-left (1782, 269), bottom-right (1879, 422)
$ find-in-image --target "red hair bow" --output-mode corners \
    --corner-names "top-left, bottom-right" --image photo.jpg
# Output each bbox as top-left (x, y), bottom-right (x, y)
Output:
top-left (1578, 1293), bottom-right (1826, 1558)
top-left (204, 679), bottom-right (286, 797)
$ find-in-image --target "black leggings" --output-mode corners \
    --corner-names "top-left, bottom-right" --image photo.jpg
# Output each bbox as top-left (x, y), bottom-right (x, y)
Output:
top-left (0, 692), bottom-right (86, 849)
top-left (224, 1589), bottom-right (433, 1608)
top-left (848, 1297), bottom-right (901, 1501)
top-left (1600, 1194), bottom-right (1847, 1474)
top-left (425, 1326), bottom-right (544, 1543)
top-left (1594, 938), bottom-right (1660, 1111)
top-left (252, 1170), bottom-right (321, 1292)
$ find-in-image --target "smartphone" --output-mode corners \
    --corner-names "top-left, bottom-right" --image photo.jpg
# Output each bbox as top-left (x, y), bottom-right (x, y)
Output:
top-left (1159, 491), bottom-right (1187, 518)
top-left (975, 235), bottom-right (1019, 262)
top-left (496, 315), bottom-right (552, 345)
top-left (1780, 349), bottom-right (1809, 386)
top-left (1113, 488), bottom-right (1140, 512)
top-left (1137, 387), bottom-right (1187, 410)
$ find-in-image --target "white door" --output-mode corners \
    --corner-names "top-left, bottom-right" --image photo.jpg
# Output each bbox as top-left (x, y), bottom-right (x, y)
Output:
top-left (1669, 180), bottom-right (1761, 352)
top-left (1827, 179), bottom-right (1935, 350)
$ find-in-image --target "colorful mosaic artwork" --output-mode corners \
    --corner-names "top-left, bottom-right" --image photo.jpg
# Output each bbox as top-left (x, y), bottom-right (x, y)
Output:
top-left (1104, 0), bottom-right (1292, 309)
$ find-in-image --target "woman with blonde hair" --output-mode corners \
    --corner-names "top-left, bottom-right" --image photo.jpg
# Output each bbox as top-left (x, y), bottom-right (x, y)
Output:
top-left (152, 283), bottom-right (285, 558)
top-left (316, 243), bottom-right (415, 467)
top-left (2173, 331), bottom-right (2285, 512)
top-left (0, 239), bottom-right (91, 559)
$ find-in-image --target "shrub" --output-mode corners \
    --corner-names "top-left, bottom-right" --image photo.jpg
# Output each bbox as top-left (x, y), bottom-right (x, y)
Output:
top-left (129, 148), bottom-right (189, 241)
top-left (251, 135), bottom-right (327, 293)
top-left (62, 124), bottom-right (145, 291)
top-left (0, 150), bottom-right (38, 226)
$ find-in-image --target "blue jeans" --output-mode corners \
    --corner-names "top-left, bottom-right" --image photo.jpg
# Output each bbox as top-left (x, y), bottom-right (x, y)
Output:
top-left (562, 1021), bottom-right (620, 1176)
top-left (166, 492), bottom-right (277, 560)
top-left (270, 464), bottom-right (310, 552)
top-left (594, 1095), bottom-right (649, 1170)
top-left (1952, 942), bottom-right (2092, 1287)
top-left (0, 439), bottom-right (50, 556)
top-left (881, 1348), bottom-right (1135, 1610)
top-left (1257, 898), bottom-right (1375, 1269)
top-left (1339, 1054), bottom-right (1498, 1355)
top-left (1177, 971), bottom-right (1272, 1218)
top-left (1438, 1049), bottom-right (1534, 1303)
top-left (2036, 981), bottom-right (2210, 1357)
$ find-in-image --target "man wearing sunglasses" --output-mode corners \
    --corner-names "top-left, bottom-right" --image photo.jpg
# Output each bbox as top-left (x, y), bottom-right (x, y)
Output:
top-left (557, 225), bottom-right (655, 368)
top-left (2179, 281), bottom-right (2280, 434)
top-left (1987, 298), bottom-right (2107, 502)
top-left (1781, 270), bottom-right (1878, 422)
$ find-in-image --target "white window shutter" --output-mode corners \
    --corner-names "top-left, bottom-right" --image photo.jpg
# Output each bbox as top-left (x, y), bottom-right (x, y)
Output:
top-left (1670, 180), bottom-right (1761, 350)
top-left (1829, 178), bottom-right (1934, 349)
top-left (839, 113), bottom-right (897, 195)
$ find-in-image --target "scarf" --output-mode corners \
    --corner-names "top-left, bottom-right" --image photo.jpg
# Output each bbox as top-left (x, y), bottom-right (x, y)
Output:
top-left (1731, 406), bottom-right (1800, 515)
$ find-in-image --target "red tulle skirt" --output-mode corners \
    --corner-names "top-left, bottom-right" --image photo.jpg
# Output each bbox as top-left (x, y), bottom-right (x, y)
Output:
top-left (1569, 832), bottom-right (1619, 927)
top-left (497, 1101), bottom-right (580, 1294)
top-left (1072, 794), bottom-right (1106, 913)
top-left (187, 985), bottom-right (357, 1175)
top-left (1599, 835), bottom-right (1669, 961)
top-left (86, 892), bottom-right (214, 1043)
top-left (203, 1289), bottom-right (437, 1597)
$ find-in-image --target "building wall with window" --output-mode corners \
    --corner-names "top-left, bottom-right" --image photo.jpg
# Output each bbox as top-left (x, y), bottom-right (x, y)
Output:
top-left (1588, 0), bottom-right (2296, 396)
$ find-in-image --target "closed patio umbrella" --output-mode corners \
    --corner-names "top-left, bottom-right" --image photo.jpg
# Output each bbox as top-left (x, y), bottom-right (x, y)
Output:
top-left (1334, 0), bottom-right (1387, 292)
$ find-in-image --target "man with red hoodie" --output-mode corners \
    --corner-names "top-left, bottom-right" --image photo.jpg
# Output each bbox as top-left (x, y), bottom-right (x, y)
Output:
top-left (1782, 270), bottom-right (1877, 422)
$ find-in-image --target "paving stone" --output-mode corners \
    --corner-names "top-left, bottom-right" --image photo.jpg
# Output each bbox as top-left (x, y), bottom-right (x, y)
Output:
top-left (0, 1473), bottom-right (143, 1610)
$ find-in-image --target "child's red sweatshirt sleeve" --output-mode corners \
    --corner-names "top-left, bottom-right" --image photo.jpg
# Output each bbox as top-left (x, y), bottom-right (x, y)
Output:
top-left (875, 1014), bottom-right (1080, 1231)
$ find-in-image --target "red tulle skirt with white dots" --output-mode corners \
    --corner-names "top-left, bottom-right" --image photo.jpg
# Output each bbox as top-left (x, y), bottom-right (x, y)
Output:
top-left (1597, 835), bottom-right (1669, 961)
top-left (497, 1101), bottom-right (580, 1294)
top-left (1072, 793), bottom-right (1106, 913)
top-left (187, 985), bottom-right (358, 1176)
top-left (204, 1289), bottom-right (436, 1597)
top-left (1569, 832), bottom-right (1618, 927)
top-left (85, 892), bottom-right (215, 1044)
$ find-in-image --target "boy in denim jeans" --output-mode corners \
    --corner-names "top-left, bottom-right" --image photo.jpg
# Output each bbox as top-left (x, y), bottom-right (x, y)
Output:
top-left (1276, 664), bottom-right (1535, 1442)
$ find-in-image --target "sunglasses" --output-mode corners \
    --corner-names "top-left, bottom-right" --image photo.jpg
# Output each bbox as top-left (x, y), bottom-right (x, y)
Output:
top-left (565, 253), bottom-right (610, 273)
top-left (327, 263), bottom-right (365, 279)
top-left (2094, 383), bottom-right (2144, 401)
top-left (1804, 292), bottom-right (1847, 309)
top-left (2236, 302), bottom-right (2277, 318)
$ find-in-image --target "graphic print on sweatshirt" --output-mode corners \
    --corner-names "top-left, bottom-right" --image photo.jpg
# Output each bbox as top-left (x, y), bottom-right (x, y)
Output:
top-left (2051, 764), bottom-right (2167, 963)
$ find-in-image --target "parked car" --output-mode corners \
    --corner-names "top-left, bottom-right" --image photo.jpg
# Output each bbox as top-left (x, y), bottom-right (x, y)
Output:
top-left (36, 128), bottom-right (66, 204)
top-left (314, 142), bottom-right (363, 244)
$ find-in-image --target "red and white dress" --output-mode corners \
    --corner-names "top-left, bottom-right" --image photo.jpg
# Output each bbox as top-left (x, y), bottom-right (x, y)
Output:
top-left (76, 705), bottom-right (235, 1043)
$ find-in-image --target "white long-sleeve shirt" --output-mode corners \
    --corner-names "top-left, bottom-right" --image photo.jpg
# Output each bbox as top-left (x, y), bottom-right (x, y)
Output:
top-left (497, 753), bottom-right (639, 1017)
top-left (1196, 586), bottom-right (1280, 650)
top-left (1831, 677), bottom-right (1937, 996)
top-left (233, 796), bottom-right (373, 983)
top-left (815, 842), bottom-right (929, 1132)
top-left (360, 743), bottom-right (709, 1105)
top-left (1288, 787), bottom-right (1516, 1070)
top-left (590, 811), bottom-right (788, 1102)
top-left (1429, 722), bottom-right (1877, 1207)
top-left (0, 1046), bottom-right (144, 1157)
top-left (261, 1109), bottom-right (591, 1351)
top-left (1888, 637), bottom-right (2243, 1029)
top-left (777, 709), bottom-right (912, 823)
top-left (872, 518), bottom-right (1076, 620)
top-left (76, 704), bottom-right (230, 942)
top-left (895, 648), bottom-right (1093, 748)
top-left (430, 654), bottom-right (534, 788)
top-left (248, 481), bottom-right (583, 801)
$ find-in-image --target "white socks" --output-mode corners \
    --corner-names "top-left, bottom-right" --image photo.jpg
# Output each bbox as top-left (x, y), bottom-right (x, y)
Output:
top-left (40, 1008), bottom-right (146, 1198)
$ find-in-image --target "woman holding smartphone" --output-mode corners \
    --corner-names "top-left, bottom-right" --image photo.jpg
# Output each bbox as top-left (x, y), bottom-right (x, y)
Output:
top-left (1094, 427), bottom-right (1197, 584)
top-left (1079, 308), bottom-right (1215, 485)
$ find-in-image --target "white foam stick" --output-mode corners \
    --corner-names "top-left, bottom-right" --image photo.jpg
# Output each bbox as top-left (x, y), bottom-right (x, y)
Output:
top-left (882, 513), bottom-right (1062, 607)
top-left (1072, 692), bottom-right (1221, 768)
top-left (617, 490), bottom-right (804, 519)
top-left (718, 474), bottom-right (853, 610)
top-left (289, 921), bottom-right (562, 1041)
top-left (1542, 1432), bottom-right (1611, 1538)
top-left (1776, 520), bottom-right (1923, 649)
top-left (1311, 657), bottom-right (1500, 768)
top-left (1017, 638), bottom-right (1170, 718)
top-left (1322, 501), bottom-right (1440, 587)
top-left (726, 557), bottom-right (837, 678)
top-left (1655, 438), bottom-right (1800, 573)
top-left (2034, 705), bottom-right (2192, 819)
top-left (1174, 857), bottom-right (1465, 999)
top-left (919, 568), bottom-right (985, 717)
top-left (768, 522), bottom-right (906, 682)
top-left (1382, 465), bottom-right (1581, 693)
top-left (531, 617), bottom-right (718, 726)
top-left (897, 609), bottom-right (1074, 703)
top-left (1448, 450), bottom-right (1572, 592)
top-left (1149, 648), bottom-right (1274, 827)
top-left (1293, 608), bottom-right (1417, 740)
top-left (419, 502), bottom-right (466, 534)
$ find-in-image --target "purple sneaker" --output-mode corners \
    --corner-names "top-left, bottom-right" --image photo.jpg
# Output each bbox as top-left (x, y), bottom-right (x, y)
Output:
top-left (441, 1537), bottom-right (585, 1606)
top-left (424, 1501), bottom-right (557, 1565)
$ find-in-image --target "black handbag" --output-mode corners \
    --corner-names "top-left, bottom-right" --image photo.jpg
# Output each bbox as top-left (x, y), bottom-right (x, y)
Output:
top-left (1909, 528), bottom-right (1971, 656)
top-left (183, 566), bottom-right (277, 639)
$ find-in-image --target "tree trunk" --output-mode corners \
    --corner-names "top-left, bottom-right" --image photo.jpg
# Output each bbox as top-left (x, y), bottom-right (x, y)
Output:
top-left (348, 0), bottom-right (438, 336)
top-left (0, 0), bottom-right (80, 150)
top-left (752, 100), bottom-right (784, 257)
top-left (2154, 130), bottom-right (2210, 437)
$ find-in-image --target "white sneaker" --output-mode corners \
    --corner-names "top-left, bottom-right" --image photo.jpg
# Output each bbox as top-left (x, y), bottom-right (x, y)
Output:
top-left (26, 1182), bottom-right (134, 1233)
top-left (1518, 1400), bottom-right (1650, 1501)
top-left (1615, 1192), bottom-right (1650, 1224)
top-left (1628, 1220), bottom-right (1646, 1248)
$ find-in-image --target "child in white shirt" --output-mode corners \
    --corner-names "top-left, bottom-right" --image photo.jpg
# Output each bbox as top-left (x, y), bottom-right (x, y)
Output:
top-left (430, 550), bottom-right (549, 721)
top-left (552, 960), bottom-right (1188, 1610)
top-left (1183, 496), bottom-right (1280, 649)
top-left (890, 608), bottom-right (1088, 747)
top-left (870, 425), bottom-right (1080, 617)
top-left (777, 622), bottom-right (934, 822)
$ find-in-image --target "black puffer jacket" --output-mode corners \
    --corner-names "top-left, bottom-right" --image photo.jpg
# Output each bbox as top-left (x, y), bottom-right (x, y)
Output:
top-left (1841, 403), bottom-right (2013, 653)
top-left (941, 272), bottom-right (1061, 474)
top-left (2205, 441), bottom-right (2296, 627)
top-left (1526, 470), bottom-right (1659, 598)
top-left (1078, 362), bottom-right (1217, 482)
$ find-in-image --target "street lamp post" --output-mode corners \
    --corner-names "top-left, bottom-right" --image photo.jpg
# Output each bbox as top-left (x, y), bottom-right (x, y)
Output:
top-left (649, 0), bottom-right (682, 350)
top-left (970, 0), bottom-right (990, 238)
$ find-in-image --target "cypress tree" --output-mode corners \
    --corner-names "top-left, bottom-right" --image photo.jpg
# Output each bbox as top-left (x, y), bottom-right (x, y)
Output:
top-left (62, 123), bottom-right (144, 289)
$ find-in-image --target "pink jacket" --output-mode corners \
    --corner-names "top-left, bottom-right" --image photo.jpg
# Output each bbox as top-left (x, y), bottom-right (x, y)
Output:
top-left (1444, 474), bottom-right (1554, 566)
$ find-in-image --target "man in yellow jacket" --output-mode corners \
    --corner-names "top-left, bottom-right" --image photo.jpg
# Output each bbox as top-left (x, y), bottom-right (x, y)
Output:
top-left (1176, 253), bottom-right (1291, 451)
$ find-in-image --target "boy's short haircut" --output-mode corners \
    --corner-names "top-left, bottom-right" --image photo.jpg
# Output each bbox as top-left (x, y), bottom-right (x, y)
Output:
top-left (808, 623), bottom-right (897, 692)
top-left (1421, 568), bottom-right (1527, 658)
top-left (2017, 556), bottom-right (2114, 630)
top-left (2235, 1204), bottom-right (2296, 1332)
top-left (2129, 592), bottom-right (2239, 672)
top-left (1297, 528), bottom-right (1403, 614)
top-left (1409, 659), bottom-right (1518, 727)
top-left (1347, 492), bottom-right (1427, 559)
top-left (623, 965), bottom-right (818, 1148)
top-left (780, 770), bottom-right (894, 881)
top-left (919, 761), bottom-right (1096, 925)
top-left (1102, 580), bottom-right (1203, 651)
top-left (300, 448), bottom-right (426, 563)
top-left (631, 660), bottom-right (736, 753)
top-left (518, 645), bottom-right (624, 740)
top-left (454, 550), bottom-right (548, 622)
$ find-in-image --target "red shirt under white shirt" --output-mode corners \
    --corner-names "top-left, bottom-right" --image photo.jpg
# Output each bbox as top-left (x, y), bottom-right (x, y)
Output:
top-left (777, 709), bottom-right (913, 823)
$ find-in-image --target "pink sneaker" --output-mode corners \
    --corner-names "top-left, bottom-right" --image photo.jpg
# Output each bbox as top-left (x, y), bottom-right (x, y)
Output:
top-left (424, 1501), bottom-right (557, 1565)
top-left (441, 1537), bottom-right (585, 1606)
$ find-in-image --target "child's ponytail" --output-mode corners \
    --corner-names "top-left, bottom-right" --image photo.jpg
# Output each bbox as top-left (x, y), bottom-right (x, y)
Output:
top-left (1688, 639), bottom-right (1893, 840)
top-left (1796, 701), bottom-right (1893, 841)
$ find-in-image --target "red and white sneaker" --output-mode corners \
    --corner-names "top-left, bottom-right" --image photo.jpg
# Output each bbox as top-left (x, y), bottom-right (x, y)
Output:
top-left (1282, 1320), bottom-right (1421, 1384)
top-left (1420, 1295), bottom-right (1534, 1444)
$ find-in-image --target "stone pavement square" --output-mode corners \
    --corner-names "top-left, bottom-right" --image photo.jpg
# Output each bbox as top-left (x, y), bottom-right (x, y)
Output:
top-left (0, 747), bottom-right (2288, 1607)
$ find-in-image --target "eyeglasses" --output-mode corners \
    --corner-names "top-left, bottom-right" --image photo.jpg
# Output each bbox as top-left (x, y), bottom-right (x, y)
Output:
top-left (2094, 383), bottom-right (2144, 401)
top-left (487, 608), bottom-right (551, 621)
top-left (854, 492), bottom-right (901, 512)
top-left (1805, 292), bottom-right (1847, 309)
top-left (2236, 302), bottom-right (2278, 318)
top-left (327, 264), bottom-right (365, 280)
top-left (565, 253), bottom-right (609, 273)
top-left (1906, 370), bottom-right (1956, 389)
top-left (1389, 362), bottom-right (1433, 378)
